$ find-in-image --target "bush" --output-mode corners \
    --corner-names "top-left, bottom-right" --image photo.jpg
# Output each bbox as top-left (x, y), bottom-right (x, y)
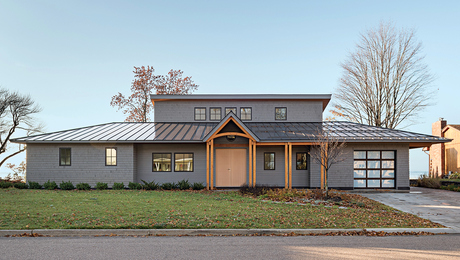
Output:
top-left (416, 175), bottom-right (441, 189)
top-left (177, 179), bottom-right (191, 190)
top-left (128, 182), bottom-right (142, 190)
top-left (28, 181), bottom-right (42, 189)
top-left (96, 182), bottom-right (108, 190)
top-left (0, 182), bottom-right (13, 189)
top-left (161, 182), bottom-right (178, 190)
top-left (112, 182), bottom-right (125, 190)
top-left (76, 183), bottom-right (91, 190)
top-left (449, 172), bottom-right (460, 180)
top-left (44, 180), bottom-right (58, 190)
top-left (59, 181), bottom-right (75, 190)
top-left (13, 182), bottom-right (28, 189)
top-left (192, 182), bottom-right (205, 190)
top-left (141, 180), bottom-right (160, 190)
top-left (239, 184), bottom-right (273, 197)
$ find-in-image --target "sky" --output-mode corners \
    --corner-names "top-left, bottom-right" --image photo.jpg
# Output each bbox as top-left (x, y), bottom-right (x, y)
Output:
top-left (1, 0), bottom-right (459, 177)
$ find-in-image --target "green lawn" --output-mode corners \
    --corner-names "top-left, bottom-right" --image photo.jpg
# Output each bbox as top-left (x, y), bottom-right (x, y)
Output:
top-left (0, 189), bottom-right (441, 230)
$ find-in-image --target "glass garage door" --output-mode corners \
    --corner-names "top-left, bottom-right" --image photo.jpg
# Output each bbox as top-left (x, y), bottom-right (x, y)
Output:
top-left (353, 150), bottom-right (395, 189)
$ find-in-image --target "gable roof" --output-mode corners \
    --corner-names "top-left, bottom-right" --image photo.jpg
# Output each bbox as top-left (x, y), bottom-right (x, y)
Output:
top-left (442, 124), bottom-right (460, 133)
top-left (202, 112), bottom-right (259, 142)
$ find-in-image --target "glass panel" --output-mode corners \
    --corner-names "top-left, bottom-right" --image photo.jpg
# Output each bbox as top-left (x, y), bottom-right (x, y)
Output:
top-left (225, 108), bottom-right (236, 115)
top-left (368, 179), bottom-right (380, 188)
top-left (112, 149), bottom-right (116, 156)
top-left (382, 170), bottom-right (395, 178)
top-left (382, 160), bottom-right (394, 169)
top-left (111, 157), bottom-right (117, 165)
top-left (153, 153), bottom-right (171, 172)
top-left (195, 108), bottom-right (205, 120)
top-left (354, 170), bottom-right (366, 178)
top-left (382, 179), bottom-right (395, 188)
top-left (354, 161), bottom-right (366, 169)
top-left (354, 180), bottom-right (366, 188)
top-left (275, 108), bottom-right (286, 120)
top-left (240, 108), bottom-right (251, 120)
top-left (382, 151), bottom-right (395, 159)
top-left (354, 151), bottom-right (366, 159)
top-left (367, 161), bottom-right (380, 168)
top-left (368, 170), bottom-right (380, 178)
top-left (264, 153), bottom-right (275, 170)
top-left (296, 153), bottom-right (307, 170)
top-left (175, 153), bottom-right (193, 172)
top-left (210, 108), bottom-right (221, 120)
top-left (368, 151), bottom-right (380, 159)
top-left (106, 158), bottom-right (111, 165)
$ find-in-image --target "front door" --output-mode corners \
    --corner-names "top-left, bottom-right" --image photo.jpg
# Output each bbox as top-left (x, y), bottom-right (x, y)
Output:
top-left (215, 149), bottom-right (247, 187)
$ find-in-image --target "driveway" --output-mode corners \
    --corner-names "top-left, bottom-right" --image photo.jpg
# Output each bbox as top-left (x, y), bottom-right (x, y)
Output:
top-left (358, 187), bottom-right (460, 231)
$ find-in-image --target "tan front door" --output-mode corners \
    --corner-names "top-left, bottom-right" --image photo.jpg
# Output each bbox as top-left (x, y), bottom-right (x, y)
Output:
top-left (215, 149), bottom-right (247, 187)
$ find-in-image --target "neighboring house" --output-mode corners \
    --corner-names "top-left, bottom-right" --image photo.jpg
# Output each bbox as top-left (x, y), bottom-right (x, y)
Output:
top-left (11, 94), bottom-right (448, 190)
top-left (426, 118), bottom-right (458, 177)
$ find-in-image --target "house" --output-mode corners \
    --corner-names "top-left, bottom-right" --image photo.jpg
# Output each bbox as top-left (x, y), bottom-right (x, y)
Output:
top-left (11, 94), bottom-right (448, 190)
top-left (426, 118), bottom-right (458, 177)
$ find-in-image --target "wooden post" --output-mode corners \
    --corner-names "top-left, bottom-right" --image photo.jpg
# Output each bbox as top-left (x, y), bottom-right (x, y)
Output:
top-left (206, 141), bottom-right (210, 190)
top-left (249, 139), bottom-right (253, 187)
top-left (253, 142), bottom-right (256, 187)
top-left (284, 143), bottom-right (288, 189)
top-left (321, 154), bottom-right (324, 189)
top-left (288, 143), bottom-right (292, 189)
top-left (210, 139), bottom-right (214, 190)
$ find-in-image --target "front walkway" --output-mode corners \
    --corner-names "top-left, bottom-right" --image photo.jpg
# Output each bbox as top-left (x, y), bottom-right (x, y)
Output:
top-left (358, 187), bottom-right (460, 231)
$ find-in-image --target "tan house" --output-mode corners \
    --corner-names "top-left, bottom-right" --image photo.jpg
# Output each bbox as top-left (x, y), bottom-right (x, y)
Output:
top-left (427, 118), bottom-right (457, 177)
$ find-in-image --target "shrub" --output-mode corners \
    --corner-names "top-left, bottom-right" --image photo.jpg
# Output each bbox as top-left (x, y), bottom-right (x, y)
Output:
top-left (13, 182), bottom-right (28, 189)
top-left (416, 175), bottom-right (441, 189)
top-left (177, 179), bottom-right (191, 190)
top-left (192, 182), bottom-right (205, 190)
top-left (449, 172), bottom-right (460, 180)
top-left (28, 181), bottom-right (42, 189)
top-left (0, 182), bottom-right (13, 189)
top-left (112, 182), bottom-right (125, 190)
top-left (239, 184), bottom-right (273, 197)
top-left (44, 180), bottom-right (58, 190)
top-left (96, 182), bottom-right (108, 190)
top-left (161, 182), bottom-right (178, 190)
top-left (141, 180), bottom-right (160, 190)
top-left (59, 181), bottom-right (75, 190)
top-left (128, 182), bottom-right (142, 190)
top-left (265, 188), bottom-right (307, 202)
top-left (76, 183), bottom-right (91, 190)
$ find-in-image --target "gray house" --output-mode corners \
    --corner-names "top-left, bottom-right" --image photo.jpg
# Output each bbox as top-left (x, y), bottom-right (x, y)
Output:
top-left (12, 94), bottom-right (448, 190)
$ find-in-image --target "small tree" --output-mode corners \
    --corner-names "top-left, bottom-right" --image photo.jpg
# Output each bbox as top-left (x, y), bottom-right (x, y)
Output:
top-left (5, 161), bottom-right (26, 182)
top-left (309, 128), bottom-right (346, 198)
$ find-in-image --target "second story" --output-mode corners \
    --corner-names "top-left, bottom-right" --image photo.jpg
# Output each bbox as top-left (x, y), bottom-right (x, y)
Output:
top-left (151, 94), bottom-right (331, 123)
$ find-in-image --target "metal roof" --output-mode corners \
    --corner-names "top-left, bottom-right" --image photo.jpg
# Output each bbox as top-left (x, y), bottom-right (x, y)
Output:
top-left (150, 94), bottom-right (332, 100)
top-left (11, 121), bottom-right (448, 144)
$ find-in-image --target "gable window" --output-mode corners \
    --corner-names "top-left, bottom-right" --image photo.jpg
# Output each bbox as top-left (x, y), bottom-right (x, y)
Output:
top-left (105, 147), bottom-right (117, 166)
top-left (59, 148), bottom-right (71, 166)
top-left (194, 108), bottom-right (206, 121)
top-left (225, 107), bottom-right (237, 115)
top-left (264, 152), bottom-right (275, 170)
top-left (296, 152), bottom-right (307, 170)
top-left (275, 107), bottom-right (287, 120)
top-left (153, 153), bottom-right (171, 172)
top-left (353, 150), bottom-right (395, 189)
top-left (175, 153), bottom-right (194, 172)
top-left (210, 108), bottom-right (222, 121)
top-left (240, 107), bottom-right (252, 120)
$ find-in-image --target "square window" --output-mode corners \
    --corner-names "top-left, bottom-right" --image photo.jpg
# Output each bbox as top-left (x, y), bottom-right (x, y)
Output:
top-left (175, 153), bottom-right (194, 172)
top-left (367, 161), bottom-right (380, 168)
top-left (210, 108), bottom-right (221, 121)
top-left (225, 107), bottom-right (237, 115)
top-left (275, 107), bottom-right (287, 120)
top-left (368, 151), bottom-right (380, 159)
top-left (354, 151), bottom-right (366, 159)
top-left (59, 148), bottom-right (71, 166)
top-left (368, 170), bottom-right (380, 178)
top-left (240, 107), bottom-right (252, 120)
top-left (153, 153), bottom-right (172, 172)
top-left (296, 152), bottom-right (307, 170)
top-left (264, 152), bottom-right (275, 170)
top-left (105, 147), bottom-right (117, 166)
top-left (194, 108), bottom-right (206, 121)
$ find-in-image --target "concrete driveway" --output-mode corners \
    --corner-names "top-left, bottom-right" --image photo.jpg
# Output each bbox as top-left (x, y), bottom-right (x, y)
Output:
top-left (358, 187), bottom-right (460, 232)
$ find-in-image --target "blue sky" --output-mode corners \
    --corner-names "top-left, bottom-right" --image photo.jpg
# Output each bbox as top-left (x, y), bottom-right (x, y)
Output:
top-left (1, 0), bottom-right (459, 177)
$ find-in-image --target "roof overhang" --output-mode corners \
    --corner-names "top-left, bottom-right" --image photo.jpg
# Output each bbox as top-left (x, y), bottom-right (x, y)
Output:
top-left (203, 112), bottom-right (260, 142)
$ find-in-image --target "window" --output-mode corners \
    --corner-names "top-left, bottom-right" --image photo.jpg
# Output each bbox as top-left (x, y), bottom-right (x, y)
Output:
top-left (296, 152), bottom-right (307, 170)
top-left (153, 153), bottom-right (171, 172)
top-left (194, 108), bottom-right (206, 121)
top-left (353, 150), bottom-right (395, 189)
top-left (210, 107), bottom-right (222, 121)
top-left (240, 107), bottom-right (252, 120)
top-left (175, 153), bottom-right (194, 172)
top-left (275, 107), bottom-right (287, 120)
top-left (225, 107), bottom-right (237, 115)
top-left (105, 147), bottom-right (117, 166)
top-left (264, 152), bottom-right (275, 170)
top-left (59, 148), bottom-right (71, 166)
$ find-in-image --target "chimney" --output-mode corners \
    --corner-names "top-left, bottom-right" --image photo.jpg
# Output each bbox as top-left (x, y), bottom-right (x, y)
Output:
top-left (430, 118), bottom-right (447, 177)
top-left (432, 118), bottom-right (447, 137)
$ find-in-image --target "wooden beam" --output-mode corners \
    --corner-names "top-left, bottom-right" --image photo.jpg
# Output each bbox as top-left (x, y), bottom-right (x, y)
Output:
top-left (253, 142), bottom-right (257, 188)
top-left (284, 143), bottom-right (288, 189)
top-left (288, 143), bottom-right (292, 189)
top-left (212, 132), bottom-right (251, 139)
top-left (210, 139), bottom-right (214, 190)
top-left (206, 141), bottom-right (210, 190)
top-left (321, 155), bottom-right (324, 189)
top-left (249, 139), bottom-right (253, 187)
top-left (207, 117), bottom-right (255, 141)
top-left (214, 144), bottom-right (248, 148)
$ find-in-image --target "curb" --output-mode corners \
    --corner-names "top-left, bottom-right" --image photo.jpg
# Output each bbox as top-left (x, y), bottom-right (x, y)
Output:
top-left (0, 228), bottom-right (457, 237)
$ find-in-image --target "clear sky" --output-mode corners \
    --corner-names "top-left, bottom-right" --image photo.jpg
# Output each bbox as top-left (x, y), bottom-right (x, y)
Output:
top-left (1, 0), bottom-right (459, 177)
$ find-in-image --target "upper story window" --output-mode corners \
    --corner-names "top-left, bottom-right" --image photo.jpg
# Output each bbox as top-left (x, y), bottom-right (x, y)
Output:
top-left (59, 148), bottom-right (71, 166)
top-left (105, 147), bottom-right (117, 166)
top-left (240, 107), bottom-right (252, 121)
top-left (210, 108), bottom-right (222, 121)
top-left (275, 107), bottom-right (287, 120)
top-left (194, 108), bottom-right (206, 121)
top-left (225, 107), bottom-right (237, 116)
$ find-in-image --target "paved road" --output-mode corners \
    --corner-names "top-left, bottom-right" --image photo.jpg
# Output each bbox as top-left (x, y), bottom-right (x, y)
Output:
top-left (1, 235), bottom-right (459, 260)
top-left (359, 187), bottom-right (460, 231)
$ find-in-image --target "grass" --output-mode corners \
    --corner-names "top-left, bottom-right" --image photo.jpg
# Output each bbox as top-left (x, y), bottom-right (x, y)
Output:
top-left (0, 189), bottom-right (442, 230)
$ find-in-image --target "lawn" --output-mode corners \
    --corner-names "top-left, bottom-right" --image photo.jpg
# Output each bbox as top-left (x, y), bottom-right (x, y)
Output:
top-left (0, 189), bottom-right (442, 230)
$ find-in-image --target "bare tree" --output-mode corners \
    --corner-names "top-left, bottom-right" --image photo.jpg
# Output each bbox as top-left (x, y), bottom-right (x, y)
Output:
top-left (309, 128), bottom-right (346, 198)
top-left (0, 88), bottom-right (43, 167)
top-left (332, 22), bottom-right (434, 129)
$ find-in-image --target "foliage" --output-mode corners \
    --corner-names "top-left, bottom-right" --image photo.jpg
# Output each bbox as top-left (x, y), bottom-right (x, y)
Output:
top-left (13, 182), bottom-right (28, 189)
top-left (59, 181), bottom-right (75, 190)
top-left (112, 182), bottom-right (125, 190)
top-left (28, 181), bottom-right (42, 189)
top-left (110, 66), bottom-right (198, 122)
top-left (161, 182), bottom-right (178, 190)
top-left (177, 179), bottom-right (191, 190)
top-left (96, 182), bottom-right (108, 190)
top-left (0, 181), bottom-right (13, 188)
top-left (239, 185), bottom-right (273, 197)
top-left (43, 180), bottom-right (58, 190)
top-left (332, 22), bottom-right (433, 129)
top-left (5, 162), bottom-right (26, 182)
top-left (128, 182), bottom-right (142, 190)
top-left (192, 182), bottom-right (205, 190)
top-left (441, 184), bottom-right (460, 192)
top-left (141, 180), bottom-right (159, 190)
top-left (415, 175), bottom-right (441, 189)
top-left (448, 172), bottom-right (460, 180)
top-left (76, 183), bottom-right (91, 191)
